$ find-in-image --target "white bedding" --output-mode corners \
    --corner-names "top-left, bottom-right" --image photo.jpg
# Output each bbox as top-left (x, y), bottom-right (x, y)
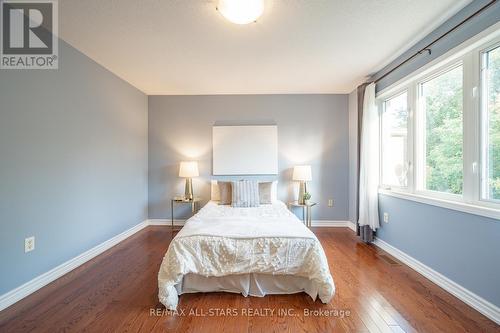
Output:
top-left (158, 201), bottom-right (335, 310)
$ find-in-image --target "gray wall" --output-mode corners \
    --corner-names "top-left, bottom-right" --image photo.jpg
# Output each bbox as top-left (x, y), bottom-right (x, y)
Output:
top-left (0, 40), bottom-right (148, 295)
top-left (148, 94), bottom-right (349, 221)
top-left (378, 195), bottom-right (500, 306)
top-left (370, 0), bottom-right (500, 306)
top-left (373, 0), bottom-right (500, 92)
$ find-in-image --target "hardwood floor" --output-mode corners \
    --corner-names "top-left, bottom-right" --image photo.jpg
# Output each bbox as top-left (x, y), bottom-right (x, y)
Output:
top-left (0, 226), bottom-right (498, 333)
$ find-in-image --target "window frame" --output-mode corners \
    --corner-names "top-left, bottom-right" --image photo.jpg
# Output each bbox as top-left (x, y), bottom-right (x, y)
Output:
top-left (379, 88), bottom-right (411, 191)
top-left (376, 24), bottom-right (500, 220)
top-left (414, 61), bottom-right (465, 202)
top-left (480, 42), bottom-right (500, 205)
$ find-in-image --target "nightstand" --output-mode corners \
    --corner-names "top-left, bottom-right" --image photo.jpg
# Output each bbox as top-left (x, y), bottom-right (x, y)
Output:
top-left (171, 197), bottom-right (201, 233)
top-left (288, 201), bottom-right (317, 228)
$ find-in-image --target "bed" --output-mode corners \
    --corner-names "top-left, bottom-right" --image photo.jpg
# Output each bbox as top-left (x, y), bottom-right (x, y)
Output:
top-left (157, 199), bottom-right (335, 310)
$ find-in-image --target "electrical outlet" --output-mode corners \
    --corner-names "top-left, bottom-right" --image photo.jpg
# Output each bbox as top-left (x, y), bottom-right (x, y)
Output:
top-left (25, 236), bottom-right (35, 253)
top-left (383, 212), bottom-right (389, 223)
top-left (328, 199), bottom-right (334, 207)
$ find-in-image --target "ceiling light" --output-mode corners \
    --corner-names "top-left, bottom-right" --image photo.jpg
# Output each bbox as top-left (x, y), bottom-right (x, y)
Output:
top-left (217, 0), bottom-right (264, 25)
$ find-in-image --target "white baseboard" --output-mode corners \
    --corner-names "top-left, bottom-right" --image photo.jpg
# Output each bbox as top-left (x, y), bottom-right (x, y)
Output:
top-left (347, 221), bottom-right (357, 232)
top-left (147, 219), bottom-right (356, 229)
top-left (0, 221), bottom-right (148, 312)
top-left (373, 238), bottom-right (500, 325)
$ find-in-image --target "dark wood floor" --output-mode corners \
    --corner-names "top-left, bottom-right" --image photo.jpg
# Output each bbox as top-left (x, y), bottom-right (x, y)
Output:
top-left (0, 227), bottom-right (498, 333)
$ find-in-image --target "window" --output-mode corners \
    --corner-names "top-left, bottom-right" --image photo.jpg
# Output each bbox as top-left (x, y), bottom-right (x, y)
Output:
top-left (418, 65), bottom-right (463, 195)
top-left (481, 45), bottom-right (500, 202)
top-left (376, 29), bottom-right (500, 218)
top-left (381, 91), bottom-right (409, 187)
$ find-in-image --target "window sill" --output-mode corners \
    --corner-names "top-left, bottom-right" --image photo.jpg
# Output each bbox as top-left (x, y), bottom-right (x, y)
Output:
top-left (378, 189), bottom-right (500, 220)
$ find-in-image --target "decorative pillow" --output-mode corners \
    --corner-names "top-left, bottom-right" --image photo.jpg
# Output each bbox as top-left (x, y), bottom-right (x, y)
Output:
top-left (232, 180), bottom-right (260, 207)
top-left (259, 182), bottom-right (273, 204)
top-left (211, 180), bottom-right (220, 201)
top-left (218, 181), bottom-right (232, 205)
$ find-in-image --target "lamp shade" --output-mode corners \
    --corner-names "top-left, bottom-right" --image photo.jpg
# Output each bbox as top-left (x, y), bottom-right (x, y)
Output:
top-left (293, 165), bottom-right (312, 181)
top-left (179, 161), bottom-right (199, 178)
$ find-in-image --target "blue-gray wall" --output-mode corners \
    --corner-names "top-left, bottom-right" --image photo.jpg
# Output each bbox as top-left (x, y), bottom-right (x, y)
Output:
top-left (0, 40), bottom-right (148, 295)
top-left (378, 195), bottom-right (500, 306)
top-left (371, 0), bottom-right (500, 306)
top-left (148, 95), bottom-right (349, 221)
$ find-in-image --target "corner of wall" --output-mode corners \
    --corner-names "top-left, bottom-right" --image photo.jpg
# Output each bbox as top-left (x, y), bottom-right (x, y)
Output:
top-left (348, 89), bottom-right (358, 223)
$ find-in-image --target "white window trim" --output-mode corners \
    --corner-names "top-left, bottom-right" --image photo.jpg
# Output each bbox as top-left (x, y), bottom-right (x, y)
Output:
top-left (379, 189), bottom-right (500, 220)
top-left (377, 22), bottom-right (500, 220)
top-left (479, 41), bottom-right (500, 205)
top-left (414, 60), bottom-right (465, 202)
top-left (379, 88), bottom-right (410, 191)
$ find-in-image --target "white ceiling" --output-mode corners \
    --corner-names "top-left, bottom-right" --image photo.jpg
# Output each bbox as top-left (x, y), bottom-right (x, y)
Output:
top-left (59, 0), bottom-right (472, 95)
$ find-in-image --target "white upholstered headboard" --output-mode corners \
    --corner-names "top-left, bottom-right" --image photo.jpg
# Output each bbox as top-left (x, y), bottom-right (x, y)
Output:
top-left (212, 125), bottom-right (278, 175)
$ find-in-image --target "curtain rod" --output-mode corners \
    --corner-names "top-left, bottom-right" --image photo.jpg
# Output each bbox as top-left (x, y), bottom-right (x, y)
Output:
top-left (371, 0), bottom-right (498, 84)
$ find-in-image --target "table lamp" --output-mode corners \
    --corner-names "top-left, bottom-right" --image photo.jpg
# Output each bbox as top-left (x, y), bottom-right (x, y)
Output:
top-left (293, 165), bottom-right (312, 205)
top-left (179, 161), bottom-right (199, 200)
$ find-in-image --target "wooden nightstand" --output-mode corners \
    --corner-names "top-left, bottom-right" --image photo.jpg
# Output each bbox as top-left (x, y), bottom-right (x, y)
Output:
top-left (171, 197), bottom-right (201, 233)
top-left (288, 201), bottom-right (317, 228)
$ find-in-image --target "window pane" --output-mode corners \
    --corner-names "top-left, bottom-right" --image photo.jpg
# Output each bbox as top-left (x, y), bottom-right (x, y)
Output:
top-left (483, 46), bottom-right (500, 201)
top-left (382, 92), bottom-right (408, 187)
top-left (421, 65), bottom-right (463, 194)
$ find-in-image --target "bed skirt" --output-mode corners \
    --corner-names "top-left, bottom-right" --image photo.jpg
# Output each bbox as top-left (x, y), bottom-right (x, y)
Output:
top-left (175, 273), bottom-right (319, 300)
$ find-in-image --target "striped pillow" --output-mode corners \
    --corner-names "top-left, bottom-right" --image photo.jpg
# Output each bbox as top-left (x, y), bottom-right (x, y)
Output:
top-left (231, 180), bottom-right (260, 207)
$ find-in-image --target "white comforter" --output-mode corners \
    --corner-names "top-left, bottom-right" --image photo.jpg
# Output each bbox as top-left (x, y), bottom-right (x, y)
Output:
top-left (158, 201), bottom-right (335, 310)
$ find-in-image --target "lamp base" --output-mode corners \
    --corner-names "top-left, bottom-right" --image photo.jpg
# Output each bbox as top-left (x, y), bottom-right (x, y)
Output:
top-left (298, 181), bottom-right (307, 205)
top-left (184, 178), bottom-right (193, 201)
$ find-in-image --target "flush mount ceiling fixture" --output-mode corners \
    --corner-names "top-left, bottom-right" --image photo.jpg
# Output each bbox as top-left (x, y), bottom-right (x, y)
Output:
top-left (217, 0), bottom-right (264, 24)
